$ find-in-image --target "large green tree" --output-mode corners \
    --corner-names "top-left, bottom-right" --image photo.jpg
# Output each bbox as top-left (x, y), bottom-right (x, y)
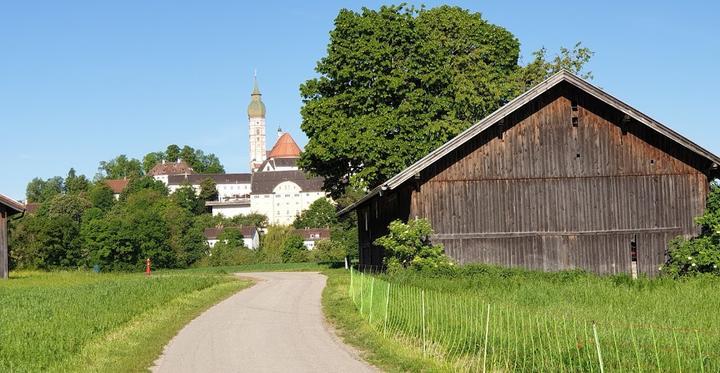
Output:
top-left (142, 145), bottom-right (225, 174)
top-left (259, 226), bottom-right (296, 263)
top-left (172, 183), bottom-right (203, 215)
top-left (97, 155), bottom-right (144, 179)
top-left (198, 178), bottom-right (219, 202)
top-left (26, 176), bottom-right (64, 203)
top-left (292, 198), bottom-right (336, 228)
top-left (87, 182), bottom-right (115, 211)
top-left (65, 168), bottom-right (90, 195)
top-left (299, 5), bottom-right (592, 197)
top-left (119, 176), bottom-right (168, 201)
top-left (11, 194), bottom-right (92, 269)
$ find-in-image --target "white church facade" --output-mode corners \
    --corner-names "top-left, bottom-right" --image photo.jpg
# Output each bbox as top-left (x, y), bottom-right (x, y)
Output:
top-left (150, 77), bottom-right (328, 226)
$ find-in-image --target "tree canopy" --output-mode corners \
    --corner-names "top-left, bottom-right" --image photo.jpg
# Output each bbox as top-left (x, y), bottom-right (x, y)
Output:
top-left (142, 145), bottom-right (225, 174)
top-left (97, 155), bottom-right (144, 180)
top-left (65, 168), bottom-right (90, 195)
top-left (292, 198), bottom-right (336, 229)
top-left (26, 176), bottom-right (64, 203)
top-left (299, 5), bottom-right (592, 197)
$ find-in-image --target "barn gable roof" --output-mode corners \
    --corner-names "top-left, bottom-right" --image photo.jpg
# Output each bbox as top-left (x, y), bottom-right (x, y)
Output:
top-left (340, 70), bottom-right (720, 216)
top-left (0, 194), bottom-right (25, 215)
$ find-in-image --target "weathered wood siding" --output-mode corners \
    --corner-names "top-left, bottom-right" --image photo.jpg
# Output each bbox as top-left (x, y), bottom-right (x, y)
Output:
top-left (357, 187), bottom-right (412, 269)
top-left (372, 83), bottom-right (709, 276)
top-left (0, 208), bottom-right (8, 279)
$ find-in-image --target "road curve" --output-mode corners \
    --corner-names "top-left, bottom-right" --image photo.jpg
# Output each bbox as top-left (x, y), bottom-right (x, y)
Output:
top-left (153, 272), bottom-right (375, 373)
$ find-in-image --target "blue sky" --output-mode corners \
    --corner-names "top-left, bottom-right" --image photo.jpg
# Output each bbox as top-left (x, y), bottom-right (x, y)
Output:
top-left (1, 1), bottom-right (718, 200)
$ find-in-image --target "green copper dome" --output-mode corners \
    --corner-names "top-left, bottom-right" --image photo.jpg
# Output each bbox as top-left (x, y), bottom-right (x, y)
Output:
top-left (247, 78), bottom-right (266, 118)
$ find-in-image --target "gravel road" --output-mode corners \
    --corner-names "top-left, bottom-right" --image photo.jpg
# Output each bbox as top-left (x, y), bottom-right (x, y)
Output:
top-left (153, 272), bottom-right (375, 373)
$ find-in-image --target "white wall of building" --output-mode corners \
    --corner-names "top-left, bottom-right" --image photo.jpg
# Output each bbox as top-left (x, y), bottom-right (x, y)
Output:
top-left (212, 204), bottom-right (252, 218)
top-left (206, 236), bottom-right (259, 250)
top-left (250, 181), bottom-right (327, 225)
top-left (168, 184), bottom-right (201, 194)
top-left (217, 183), bottom-right (251, 200)
top-left (153, 175), bottom-right (169, 184)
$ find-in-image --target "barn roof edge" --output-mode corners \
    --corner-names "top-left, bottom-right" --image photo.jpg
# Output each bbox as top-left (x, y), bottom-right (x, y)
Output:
top-left (338, 70), bottom-right (720, 216)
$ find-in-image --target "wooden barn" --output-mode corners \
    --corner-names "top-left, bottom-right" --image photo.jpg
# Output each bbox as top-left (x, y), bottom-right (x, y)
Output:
top-left (340, 70), bottom-right (720, 276)
top-left (1, 194), bottom-right (25, 279)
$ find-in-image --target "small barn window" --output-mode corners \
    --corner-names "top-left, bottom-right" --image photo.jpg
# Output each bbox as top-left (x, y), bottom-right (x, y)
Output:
top-left (571, 99), bottom-right (579, 127)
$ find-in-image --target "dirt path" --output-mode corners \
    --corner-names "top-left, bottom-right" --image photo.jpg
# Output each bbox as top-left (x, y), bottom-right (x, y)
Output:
top-left (153, 272), bottom-right (375, 373)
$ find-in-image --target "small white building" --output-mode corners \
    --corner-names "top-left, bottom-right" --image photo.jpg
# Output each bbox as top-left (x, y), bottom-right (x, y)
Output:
top-left (168, 173), bottom-right (252, 201)
top-left (294, 228), bottom-right (331, 250)
top-left (203, 226), bottom-right (260, 250)
top-left (103, 179), bottom-right (129, 200)
top-left (148, 159), bottom-right (195, 184)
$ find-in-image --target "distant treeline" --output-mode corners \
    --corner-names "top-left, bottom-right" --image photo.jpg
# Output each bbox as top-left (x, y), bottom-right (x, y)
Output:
top-left (9, 148), bottom-right (358, 271)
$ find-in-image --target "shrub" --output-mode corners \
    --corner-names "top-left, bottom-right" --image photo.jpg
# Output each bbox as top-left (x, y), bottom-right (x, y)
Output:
top-left (200, 229), bottom-right (258, 267)
top-left (374, 218), bottom-right (451, 273)
top-left (664, 181), bottom-right (720, 276)
top-left (312, 239), bottom-right (346, 263)
top-left (259, 226), bottom-right (296, 263)
top-left (281, 235), bottom-right (309, 263)
top-left (292, 198), bottom-right (336, 228)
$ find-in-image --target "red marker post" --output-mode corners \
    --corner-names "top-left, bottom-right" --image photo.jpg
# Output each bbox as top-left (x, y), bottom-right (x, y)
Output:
top-left (145, 258), bottom-right (151, 276)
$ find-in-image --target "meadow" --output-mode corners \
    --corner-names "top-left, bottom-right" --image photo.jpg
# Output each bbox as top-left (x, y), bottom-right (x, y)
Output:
top-left (0, 270), bottom-right (249, 372)
top-left (348, 266), bottom-right (720, 372)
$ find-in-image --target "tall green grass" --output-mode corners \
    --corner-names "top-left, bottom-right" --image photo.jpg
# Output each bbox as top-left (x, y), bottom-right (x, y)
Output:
top-left (0, 271), bottom-right (245, 372)
top-left (350, 267), bottom-right (720, 372)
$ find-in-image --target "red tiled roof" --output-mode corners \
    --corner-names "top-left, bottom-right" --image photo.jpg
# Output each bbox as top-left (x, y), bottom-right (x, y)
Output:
top-left (104, 179), bottom-right (129, 194)
top-left (24, 202), bottom-right (41, 214)
top-left (294, 228), bottom-right (331, 241)
top-left (203, 226), bottom-right (258, 240)
top-left (148, 160), bottom-right (195, 176)
top-left (0, 193), bottom-right (25, 215)
top-left (267, 133), bottom-right (301, 159)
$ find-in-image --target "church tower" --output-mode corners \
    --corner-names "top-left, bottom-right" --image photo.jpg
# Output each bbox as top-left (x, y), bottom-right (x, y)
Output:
top-left (248, 76), bottom-right (267, 171)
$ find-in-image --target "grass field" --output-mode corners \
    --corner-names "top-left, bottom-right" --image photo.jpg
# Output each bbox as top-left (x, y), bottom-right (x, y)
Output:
top-left (327, 266), bottom-right (720, 372)
top-left (0, 270), bottom-right (250, 372)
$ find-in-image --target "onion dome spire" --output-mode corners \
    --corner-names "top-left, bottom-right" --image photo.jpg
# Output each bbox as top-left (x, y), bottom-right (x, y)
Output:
top-left (247, 73), bottom-right (266, 118)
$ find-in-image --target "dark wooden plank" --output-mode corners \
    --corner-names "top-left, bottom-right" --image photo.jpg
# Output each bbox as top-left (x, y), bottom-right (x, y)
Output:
top-left (0, 209), bottom-right (8, 279)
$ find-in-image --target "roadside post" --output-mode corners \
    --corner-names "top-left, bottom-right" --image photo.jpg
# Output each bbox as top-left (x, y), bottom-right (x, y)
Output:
top-left (145, 258), bottom-right (151, 276)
